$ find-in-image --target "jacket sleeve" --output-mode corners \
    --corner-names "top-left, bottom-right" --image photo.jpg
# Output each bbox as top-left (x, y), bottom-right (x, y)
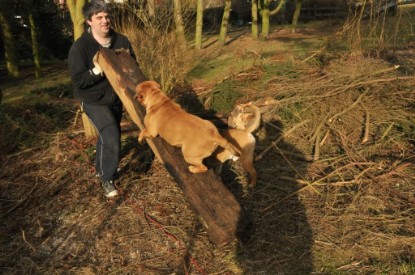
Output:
top-left (68, 43), bottom-right (102, 90)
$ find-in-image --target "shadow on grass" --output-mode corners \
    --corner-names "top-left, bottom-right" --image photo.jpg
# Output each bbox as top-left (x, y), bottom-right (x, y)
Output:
top-left (172, 84), bottom-right (314, 273)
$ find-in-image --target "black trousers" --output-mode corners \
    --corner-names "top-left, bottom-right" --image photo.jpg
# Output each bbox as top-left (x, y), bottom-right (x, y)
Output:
top-left (82, 101), bottom-right (123, 182)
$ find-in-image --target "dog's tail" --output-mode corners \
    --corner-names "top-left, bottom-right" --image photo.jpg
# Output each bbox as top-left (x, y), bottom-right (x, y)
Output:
top-left (244, 104), bottom-right (261, 134)
top-left (214, 134), bottom-right (241, 160)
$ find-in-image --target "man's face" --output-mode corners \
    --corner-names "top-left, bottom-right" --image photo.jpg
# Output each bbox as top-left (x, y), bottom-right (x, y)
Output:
top-left (87, 11), bottom-right (110, 37)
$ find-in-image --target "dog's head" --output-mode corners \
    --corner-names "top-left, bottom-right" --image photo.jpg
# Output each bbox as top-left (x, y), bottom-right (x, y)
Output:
top-left (134, 80), bottom-right (161, 107)
top-left (228, 103), bottom-right (253, 130)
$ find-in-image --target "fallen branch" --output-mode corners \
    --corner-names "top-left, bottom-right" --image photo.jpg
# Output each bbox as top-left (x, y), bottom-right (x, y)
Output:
top-left (361, 102), bottom-right (370, 144)
top-left (21, 228), bottom-right (36, 252)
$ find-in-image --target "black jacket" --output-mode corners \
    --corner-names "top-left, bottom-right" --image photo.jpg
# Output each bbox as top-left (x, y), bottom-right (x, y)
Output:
top-left (68, 29), bottom-right (136, 105)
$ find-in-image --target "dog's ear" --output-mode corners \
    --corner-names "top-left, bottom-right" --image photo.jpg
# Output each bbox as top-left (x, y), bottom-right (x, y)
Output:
top-left (147, 80), bottom-right (161, 90)
top-left (136, 81), bottom-right (160, 93)
top-left (135, 80), bottom-right (159, 102)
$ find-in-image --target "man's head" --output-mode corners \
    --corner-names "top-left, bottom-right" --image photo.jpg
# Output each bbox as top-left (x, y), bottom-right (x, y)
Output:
top-left (83, 1), bottom-right (111, 37)
top-left (83, 0), bottom-right (109, 21)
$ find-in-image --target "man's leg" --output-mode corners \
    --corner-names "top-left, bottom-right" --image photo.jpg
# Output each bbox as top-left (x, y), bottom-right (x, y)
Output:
top-left (82, 102), bottom-right (121, 197)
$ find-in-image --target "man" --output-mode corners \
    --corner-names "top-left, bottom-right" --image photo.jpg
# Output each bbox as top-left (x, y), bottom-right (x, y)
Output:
top-left (68, 0), bottom-right (136, 197)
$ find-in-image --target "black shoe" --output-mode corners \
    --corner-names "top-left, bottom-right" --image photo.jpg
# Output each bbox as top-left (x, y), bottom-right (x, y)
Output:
top-left (101, 180), bottom-right (119, 198)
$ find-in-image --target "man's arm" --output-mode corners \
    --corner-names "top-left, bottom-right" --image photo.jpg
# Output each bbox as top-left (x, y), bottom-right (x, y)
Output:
top-left (68, 44), bottom-right (103, 90)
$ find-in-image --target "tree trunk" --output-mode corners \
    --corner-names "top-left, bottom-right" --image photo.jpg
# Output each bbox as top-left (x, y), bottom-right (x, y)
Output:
top-left (67, 0), bottom-right (96, 138)
top-left (67, 0), bottom-right (85, 40)
top-left (291, 0), bottom-right (303, 34)
top-left (0, 11), bottom-right (20, 78)
top-left (97, 48), bottom-right (250, 245)
top-left (29, 13), bottom-right (41, 78)
top-left (251, 0), bottom-right (258, 40)
top-left (219, 0), bottom-right (231, 45)
top-left (195, 0), bottom-right (203, 49)
top-left (173, 0), bottom-right (186, 41)
top-left (261, 0), bottom-right (270, 39)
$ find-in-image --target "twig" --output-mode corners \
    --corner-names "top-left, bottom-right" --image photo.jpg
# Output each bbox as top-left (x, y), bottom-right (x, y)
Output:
top-left (302, 45), bottom-right (327, 63)
top-left (313, 127), bottom-right (321, 161)
top-left (6, 148), bottom-right (36, 159)
top-left (1, 180), bottom-right (39, 219)
top-left (328, 90), bottom-right (368, 124)
top-left (337, 261), bottom-right (363, 271)
top-left (361, 102), bottom-right (370, 144)
top-left (21, 228), bottom-right (36, 252)
top-left (320, 129), bottom-right (331, 146)
top-left (256, 119), bottom-right (310, 161)
top-left (71, 109), bottom-right (81, 129)
top-left (381, 122), bottom-right (394, 140)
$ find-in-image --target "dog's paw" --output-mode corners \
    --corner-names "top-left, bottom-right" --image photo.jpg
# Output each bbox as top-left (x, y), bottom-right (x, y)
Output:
top-left (188, 165), bottom-right (208, 173)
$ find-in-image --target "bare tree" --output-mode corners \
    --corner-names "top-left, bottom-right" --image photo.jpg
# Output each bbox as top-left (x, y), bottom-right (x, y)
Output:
top-left (218, 0), bottom-right (231, 44)
top-left (260, 0), bottom-right (286, 39)
top-left (195, 0), bottom-right (203, 49)
top-left (67, 0), bottom-right (86, 40)
top-left (291, 0), bottom-right (303, 34)
top-left (251, 0), bottom-right (259, 39)
top-left (66, 0), bottom-right (96, 137)
top-left (173, 0), bottom-right (186, 41)
top-left (0, 9), bottom-right (20, 77)
top-left (28, 12), bottom-right (41, 78)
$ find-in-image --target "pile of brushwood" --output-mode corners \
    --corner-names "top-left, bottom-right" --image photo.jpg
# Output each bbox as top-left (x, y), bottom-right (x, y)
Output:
top-left (1, 51), bottom-right (414, 273)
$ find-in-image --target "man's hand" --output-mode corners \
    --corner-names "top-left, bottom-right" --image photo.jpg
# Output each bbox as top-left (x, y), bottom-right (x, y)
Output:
top-left (92, 52), bottom-right (103, 76)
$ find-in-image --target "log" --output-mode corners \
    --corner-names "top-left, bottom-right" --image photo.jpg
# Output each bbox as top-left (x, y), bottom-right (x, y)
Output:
top-left (97, 48), bottom-right (249, 245)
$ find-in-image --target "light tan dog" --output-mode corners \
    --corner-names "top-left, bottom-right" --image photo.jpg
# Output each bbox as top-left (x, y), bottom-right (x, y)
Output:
top-left (207, 103), bottom-right (261, 187)
top-left (135, 80), bottom-right (240, 173)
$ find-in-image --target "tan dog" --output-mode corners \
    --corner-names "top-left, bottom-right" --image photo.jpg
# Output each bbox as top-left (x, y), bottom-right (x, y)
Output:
top-left (207, 103), bottom-right (261, 187)
top-left (135, 80), bottom-right (240, 173)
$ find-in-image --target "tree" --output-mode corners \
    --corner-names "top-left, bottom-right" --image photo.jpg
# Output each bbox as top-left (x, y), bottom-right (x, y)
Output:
top-left (251, 0), bottom-right (259, 40)
top-left (260, 0), bottom-right (286, 39)
top-left (291, 0), bottom-right (302, 34)
top-left (67, 0), bottom-right (86, 40)
top-left (195, 0), bottom-right (203, 49)
top-left (173, 0), bottom-right (185, 41)
top-left (261, 0), bottom-right (270, 39)
top-left (18, 0), bottom-right (42, 78)
top-left (29, 12), bottom-right (41, 78)
top-left (66, 0), bottom-right (96, 137)
top-left (0, 8), bottom-right (20, 78)
top-left (218, 0), bottom-right (231, 45)
top-left (270, 0), bottom-right (286, 16)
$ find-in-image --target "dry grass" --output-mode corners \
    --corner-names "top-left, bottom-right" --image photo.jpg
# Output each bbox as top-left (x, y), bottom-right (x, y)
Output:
top-left (111, 3), bottom-right (199, 92)
top-left (1, 11), bottom-right (415, 274)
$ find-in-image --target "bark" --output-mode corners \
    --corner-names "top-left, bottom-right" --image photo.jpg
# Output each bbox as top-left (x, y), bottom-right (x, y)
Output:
top-left (218, 0), bottom-right (231, 45)
top-left (0, 10), bottom-right (20, 77)
top-left (261, 0), bottom-right (270, 39)
top-left (251, 0), bottom-right (258, 40)
top-left (173, 0), bottom-right (186, 41)
top-left (195, 0), bottom-right (203, 49)
top-left (67, 0), bottom-right (96, 137)
top-left (270, 0), bottom-right (286, 16)
top-left (67, 0), bottom-right (86, 40)
top-left (29, 12), bottom-right (41, 78)
top-left (291, 0), bottom-right (303, 34)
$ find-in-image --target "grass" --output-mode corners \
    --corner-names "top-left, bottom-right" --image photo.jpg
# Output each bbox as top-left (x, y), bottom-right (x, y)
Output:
top-left (0, 11), bottom-right (414, 273)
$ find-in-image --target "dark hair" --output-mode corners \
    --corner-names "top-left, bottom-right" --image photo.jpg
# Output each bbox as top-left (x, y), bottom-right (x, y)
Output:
top-left (82, 1), bottom-right (109, 21)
